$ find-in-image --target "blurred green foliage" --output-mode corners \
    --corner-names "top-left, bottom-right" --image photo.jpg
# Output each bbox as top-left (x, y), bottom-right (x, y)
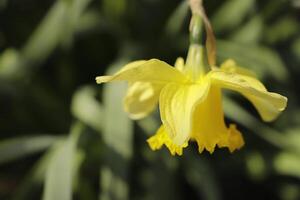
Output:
top-left (0, 0), bottom-right (299, 200)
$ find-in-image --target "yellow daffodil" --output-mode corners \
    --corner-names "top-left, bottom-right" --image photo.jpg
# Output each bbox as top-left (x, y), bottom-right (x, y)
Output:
top-left (96, 44), bottom-right (287, 155)
top-left (95, 0), bottom-right (287, 155)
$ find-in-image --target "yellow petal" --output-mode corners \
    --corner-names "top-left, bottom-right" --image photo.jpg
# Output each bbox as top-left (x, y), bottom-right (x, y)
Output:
top-left (226, 124), bottom-right (245, 153)
top-left (147, 126), bottom-right (165, 151)
top-left (191, 86), bottom-right (243, 153)
top-left (96, 59), bottom-right (187, 84)
top-left (210, 70), bottom-right (287, 121)
top-left (174, 57), bottom-right (185, 72)
top-left (147, 125), bottom-right (188, 156)
top-left (124, 82), bottom-right (163, 120)
top-left (217, 124), bottom-right (245, 153)
top-left (159, 81), bottom-right (210, 145)
top-left (220, 59), bottom-right (256, 77)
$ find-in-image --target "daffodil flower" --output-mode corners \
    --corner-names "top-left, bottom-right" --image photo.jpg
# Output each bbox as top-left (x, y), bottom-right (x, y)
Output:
top-left (96, 44), bottom-right (287, 155)
top-left (95, 0), bottom-right (287, 155)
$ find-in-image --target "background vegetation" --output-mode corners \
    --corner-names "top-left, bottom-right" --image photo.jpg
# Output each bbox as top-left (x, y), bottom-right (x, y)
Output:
top-left (0, 0), bottom-right (299, 199)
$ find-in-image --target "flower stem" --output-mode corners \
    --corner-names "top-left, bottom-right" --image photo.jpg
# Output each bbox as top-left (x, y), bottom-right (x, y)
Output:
top-left (189, 14), bottom-right (202, 45)
top-left (185, 0), bottom-right (208, 80)
top-left (188, 0), bottom-right (216, 67)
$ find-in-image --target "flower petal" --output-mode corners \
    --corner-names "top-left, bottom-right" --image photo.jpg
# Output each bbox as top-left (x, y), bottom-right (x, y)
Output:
top-left (210, 70), bottom-right (287, 121)
top-left (226, 124), bottom-right (245, 153)
top-left (147, 125), bottom-right (188, 156)
top-left (96, 59), bottom-right (187, 84)
top-left (124, 82), bottom-right (164, 119)
top-left (220, 59), bottom-right (256, 77)
top-left (174, 57), bottom-right (185, 72)
top-left (217, 124), bottom-right (245, 153)
top-left (159, 81), bottom-right (210, 145)
top-left (191, 86), bottom-right (243, 153)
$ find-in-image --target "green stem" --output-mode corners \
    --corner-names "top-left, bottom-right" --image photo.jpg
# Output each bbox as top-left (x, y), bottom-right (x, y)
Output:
top-left (189, 14), bottom-right (202, 45)
top-left (185, 14), bottom-right (208, 80)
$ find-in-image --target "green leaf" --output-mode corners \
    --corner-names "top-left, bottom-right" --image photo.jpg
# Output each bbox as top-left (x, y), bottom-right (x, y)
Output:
top-left (291, 37), bottom-right (300, 60)
top-left (245, 151), bottom-right (267, 181)
top-left (264, 16), bottom-right (299, 44)
top-left (183, 154), bottom-right (221, 200)
top-left (164, 0), bottom-right (189, 36)
top-left (12, 138), bottom-right (64, 200)
top-left (230, 16), bottom-right (263, 44)
top-left (0, 48), bottom-right (21, 79)
top-left (218, 40), bottom-right (288, 82)
top-left (103, 59), bottom-right (133, 159)
top-left (0, 135), bottom-right (59, 165)
top-left (282, 128), bottom-right (300, 154)
top-left (76, 10), bottom-right (102, 34)
top-left (0, 0), bottom-right (92, 80)
top-left (274, 152), bottom-right (300, 178)
top-left (14, 135), bottom-right (84, 200)
top-left (71, 86), bottom-right (104, 132)
top-left (42, 123), bottom-right (83, 200)
top-left (102, 0), bottom-right (126, 20)
top-left (100, 59), bottom-right (133, 200)
top-left (61, 0), bottom-right (93, 47)
top-left (21, 0), bottom-right (68, 66)
top-left (212, 0), bottom-right (255, 33)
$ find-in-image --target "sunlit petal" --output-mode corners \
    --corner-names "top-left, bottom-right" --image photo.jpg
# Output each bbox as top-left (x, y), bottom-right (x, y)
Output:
top-left (174, 57), bottom-right (185, 72)
top-left (124, 82), bottom-right (163, 119)
top-left (210, 70), bottom-right (287, 121)
top-left (159, 81), bottom-right (210, 145)
top-left (220, 59), bottom-right (256, 77)
top-left (147, 125), bottom-right (188, 156)
top-left (191, 86), bottom-right (243, 153)
top-left (96, 59), bottom-right (187, 84)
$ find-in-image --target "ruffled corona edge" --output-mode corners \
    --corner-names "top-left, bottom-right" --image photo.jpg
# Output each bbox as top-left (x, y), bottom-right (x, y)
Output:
top-left (147, 126), bottom-right (188, 156)
top-left (147, 124), bottom-right (244, 156)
